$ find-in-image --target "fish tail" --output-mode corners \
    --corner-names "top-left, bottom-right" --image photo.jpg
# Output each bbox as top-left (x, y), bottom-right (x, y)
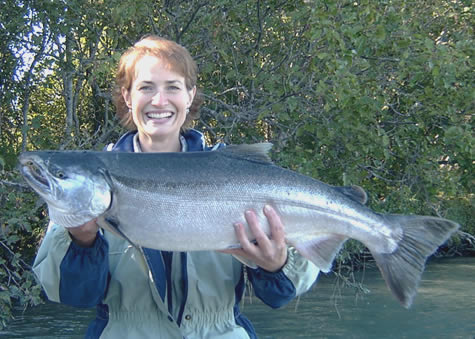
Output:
top-left (371, 215), bottom-right (459, 308)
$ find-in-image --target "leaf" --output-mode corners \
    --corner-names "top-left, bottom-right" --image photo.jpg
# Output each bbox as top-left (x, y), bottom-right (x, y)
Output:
top-left (0, 292), bottom-right (11, 305)
top-left (375, 25), bottom-right (386, 41)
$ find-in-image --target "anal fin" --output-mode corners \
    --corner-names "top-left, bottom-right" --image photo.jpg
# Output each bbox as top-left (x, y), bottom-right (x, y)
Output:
top-left (290, 234), bottom-right (348, 272)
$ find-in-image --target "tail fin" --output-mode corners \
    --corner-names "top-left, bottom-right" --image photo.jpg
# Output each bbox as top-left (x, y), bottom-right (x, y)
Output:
top-left (371, 215), bottom-right (459, 308)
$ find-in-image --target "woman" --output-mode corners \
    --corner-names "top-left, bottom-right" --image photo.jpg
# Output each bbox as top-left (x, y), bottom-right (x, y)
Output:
top-left (33, 35), bottom-right (319, 339)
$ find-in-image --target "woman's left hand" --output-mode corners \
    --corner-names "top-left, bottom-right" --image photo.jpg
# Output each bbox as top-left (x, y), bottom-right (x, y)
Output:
top-left (220, 205), bottom-right (288, 272)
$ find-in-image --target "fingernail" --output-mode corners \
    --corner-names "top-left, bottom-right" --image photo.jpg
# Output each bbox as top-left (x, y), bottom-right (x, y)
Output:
top-left (264, 205), bottom-right (272, 213)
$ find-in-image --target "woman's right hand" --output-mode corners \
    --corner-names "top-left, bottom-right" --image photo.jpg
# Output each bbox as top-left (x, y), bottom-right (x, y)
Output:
top-left (68, 218), bottom-right (99, 247)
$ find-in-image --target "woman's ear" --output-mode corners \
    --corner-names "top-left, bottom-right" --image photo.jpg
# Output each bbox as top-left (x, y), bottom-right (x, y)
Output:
top-left (187, 86), bottom-right (197, 108)
top-left (121, 87), bottom-right (132, 109)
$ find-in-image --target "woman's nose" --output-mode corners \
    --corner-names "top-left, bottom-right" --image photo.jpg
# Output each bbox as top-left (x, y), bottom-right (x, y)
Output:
top-left (151, 91), bottom-right (167, 106)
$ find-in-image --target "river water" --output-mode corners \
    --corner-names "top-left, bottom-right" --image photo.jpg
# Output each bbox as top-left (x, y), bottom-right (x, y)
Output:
top-left (1, 257), bottom-right (474, 338)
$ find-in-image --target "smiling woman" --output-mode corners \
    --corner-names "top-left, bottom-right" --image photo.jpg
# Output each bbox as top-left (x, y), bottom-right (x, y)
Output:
top-left (30, 35), bottom-right (320, 339)
top-left (113, 36), bottom-right (201, 134)
top-left (122, 55), bottom-right (196, 152)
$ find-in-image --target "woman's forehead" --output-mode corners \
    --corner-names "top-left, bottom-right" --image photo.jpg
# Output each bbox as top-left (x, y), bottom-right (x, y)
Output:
top-left (133, 55), bottom-right (185, 82)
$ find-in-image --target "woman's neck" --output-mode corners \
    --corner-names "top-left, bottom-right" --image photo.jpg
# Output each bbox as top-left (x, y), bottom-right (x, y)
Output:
top-left (137, 133), bottom-right (182, 153)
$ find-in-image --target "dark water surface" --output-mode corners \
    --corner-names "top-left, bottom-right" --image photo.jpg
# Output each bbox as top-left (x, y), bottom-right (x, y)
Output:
top-left (1, 257), bottom-right (474, 338)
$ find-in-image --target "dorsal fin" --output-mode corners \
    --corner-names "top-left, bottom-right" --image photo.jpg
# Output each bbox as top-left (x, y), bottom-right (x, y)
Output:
top-left (220, 143), bottom-right (273, 163)
top-left (334, 185), bottom-right (368, 205)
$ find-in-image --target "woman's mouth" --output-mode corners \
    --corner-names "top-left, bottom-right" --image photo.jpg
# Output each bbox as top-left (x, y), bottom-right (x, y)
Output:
top-left (146, 112), bottom-right (173, 120)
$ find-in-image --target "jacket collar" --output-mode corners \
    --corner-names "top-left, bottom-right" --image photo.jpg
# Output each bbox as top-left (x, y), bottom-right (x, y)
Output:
top-left (111, 129), bottom-right (207, 152)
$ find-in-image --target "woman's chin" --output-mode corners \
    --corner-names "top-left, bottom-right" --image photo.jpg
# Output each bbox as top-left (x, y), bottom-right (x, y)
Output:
top-left (142, 122), bottom-right (179, 138)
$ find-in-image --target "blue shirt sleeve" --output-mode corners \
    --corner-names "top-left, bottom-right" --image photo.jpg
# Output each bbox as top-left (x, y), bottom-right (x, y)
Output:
top-left (246, 267), bottom-right (296, 309)
top-left (59, 232), bottom-right (109, 308)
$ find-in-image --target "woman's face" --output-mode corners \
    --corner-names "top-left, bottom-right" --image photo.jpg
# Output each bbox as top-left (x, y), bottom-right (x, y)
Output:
top-left (122, 55), bottom-right (195, 145)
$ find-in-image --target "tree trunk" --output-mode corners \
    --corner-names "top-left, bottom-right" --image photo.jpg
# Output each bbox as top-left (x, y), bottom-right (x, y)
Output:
top-left (62, 31), bottom-right (74, 147)
top-left (20, 25), bottom-right (48, 152)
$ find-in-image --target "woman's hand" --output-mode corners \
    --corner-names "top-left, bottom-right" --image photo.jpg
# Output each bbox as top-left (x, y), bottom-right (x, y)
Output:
top-left (221, 205), bottom-right (288, 272)
top-left (68, 218), bottom-right (99, 247)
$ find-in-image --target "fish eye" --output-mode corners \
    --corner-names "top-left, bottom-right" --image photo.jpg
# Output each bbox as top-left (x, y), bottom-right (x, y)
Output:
top-left (26, 161), bottom-right (34, 166)
top-left (56, 171), bottom-right (65, 179)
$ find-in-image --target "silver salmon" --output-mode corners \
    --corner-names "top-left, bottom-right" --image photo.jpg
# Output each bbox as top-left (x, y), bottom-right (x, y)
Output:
top-left (19, 143), bottom-right (459, 308)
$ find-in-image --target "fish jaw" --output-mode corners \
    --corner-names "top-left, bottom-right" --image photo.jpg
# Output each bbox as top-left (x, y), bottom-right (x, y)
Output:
top-left (19, 153), bottom-right (55, 201)
top-left (19, 152), bottom-right (112, 227)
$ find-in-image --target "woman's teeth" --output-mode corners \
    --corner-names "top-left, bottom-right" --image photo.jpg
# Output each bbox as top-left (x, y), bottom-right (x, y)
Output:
top-left (147, 112), bottom-right (173, 119)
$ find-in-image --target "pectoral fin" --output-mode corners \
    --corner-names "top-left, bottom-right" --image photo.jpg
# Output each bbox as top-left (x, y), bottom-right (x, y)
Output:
top-left (290, 234), bottom-right (348, 272)
top-left (97, 215), bottom-right (139, 249)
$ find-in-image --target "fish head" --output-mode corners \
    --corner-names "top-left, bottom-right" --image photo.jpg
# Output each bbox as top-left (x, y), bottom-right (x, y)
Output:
top-left (19, 151), bottom-right (112, 227)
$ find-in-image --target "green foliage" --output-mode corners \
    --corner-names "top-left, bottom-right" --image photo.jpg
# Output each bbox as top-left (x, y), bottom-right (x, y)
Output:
top-left (0, 0), bottom-right (473, 328)
top-left (0, 172), bottom-right (45, 328)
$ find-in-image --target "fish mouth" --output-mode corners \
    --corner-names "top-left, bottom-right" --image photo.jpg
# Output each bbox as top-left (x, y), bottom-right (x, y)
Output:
top-left (19, 157), bottom-right (51, 194)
